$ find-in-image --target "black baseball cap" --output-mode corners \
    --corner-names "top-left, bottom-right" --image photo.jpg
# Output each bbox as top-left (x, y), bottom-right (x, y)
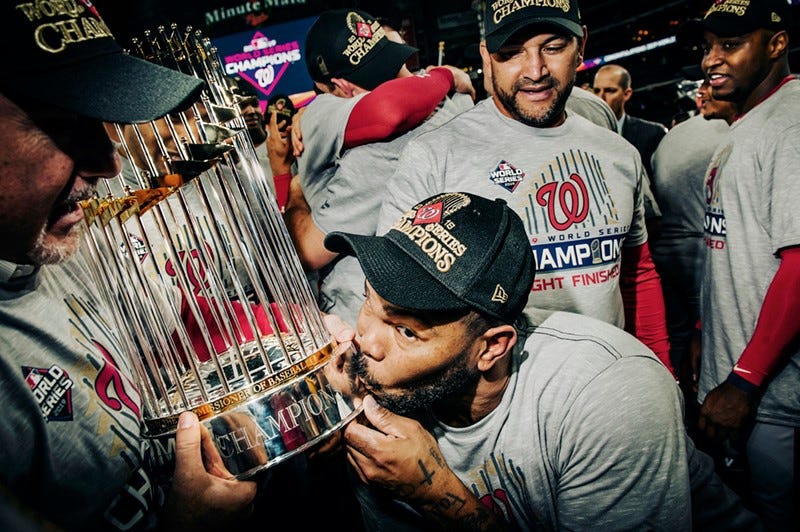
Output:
top-left (305, 9), bottom-right (418, 91)
top-left (692, 0), bottom-right (793, 38)
top-left (267, 94), bottom-right (296, 121)
top-left (484, 0), bottom-right (583, 53)
top-left (1, 1), bottom-right (204, 123)
top-left (325, 193), bottom-right (536, 323)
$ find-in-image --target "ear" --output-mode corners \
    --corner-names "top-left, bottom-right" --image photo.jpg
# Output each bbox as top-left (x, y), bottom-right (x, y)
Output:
top-left (768, 30), bottom-right (789, 60)
top-left (330, 77), bottom-right (359, 97)
top-left (623, 87), bottom-right (633, 103)
top-left (479, 41), bottom-right (493, 95)
top-left (476, 324), bottom-right (517, 373)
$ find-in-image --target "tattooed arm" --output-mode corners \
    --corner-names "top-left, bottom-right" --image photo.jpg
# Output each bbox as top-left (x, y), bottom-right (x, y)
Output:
top-left (344, 395), bottom-right (505, 530)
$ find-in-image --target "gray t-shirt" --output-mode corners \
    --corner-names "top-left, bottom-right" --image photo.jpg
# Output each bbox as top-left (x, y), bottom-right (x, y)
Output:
top-left (360, 309), bottom-right (691, 530)
top-left (296, 93), bottom-right (364, 211)
top-left (566, 86), bottom-right (618, 132)
top-left (651, 114), bottom-right (729, 294)
top-left (0, 253), bottom-right (160, 530)
top-left (700, 78), bottom-right (800, 426)
top-left (379, 98), bottom-right (649, 329)
top-left (300, 91), bottom-right (473, 325)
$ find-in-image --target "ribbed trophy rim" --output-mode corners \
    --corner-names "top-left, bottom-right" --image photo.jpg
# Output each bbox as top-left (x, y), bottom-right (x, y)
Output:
top-left (143, 342), bottom-right (334, 436)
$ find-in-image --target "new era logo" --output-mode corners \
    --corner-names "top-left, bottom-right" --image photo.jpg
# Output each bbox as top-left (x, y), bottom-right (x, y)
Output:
top-left (492, 284), bottom-right (508, 304)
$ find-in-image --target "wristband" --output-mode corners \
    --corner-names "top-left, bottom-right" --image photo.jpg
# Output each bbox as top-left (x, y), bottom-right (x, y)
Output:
top-left (725, 372), bottom-right (759, 394)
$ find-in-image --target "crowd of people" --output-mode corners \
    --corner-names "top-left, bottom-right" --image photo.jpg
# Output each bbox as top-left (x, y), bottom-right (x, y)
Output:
top-left (0, 0), bottom-right (797, 530)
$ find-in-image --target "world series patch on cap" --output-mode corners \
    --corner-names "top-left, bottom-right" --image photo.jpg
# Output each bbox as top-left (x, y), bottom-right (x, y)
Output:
top-left (1, 0), bottom-right (204, 123)
top-left (325, 192), bottom-right (536, 323)
top-left (304, 8), bottom-right (418, 91)
top-left (484, 0), bottom-right (583, 53)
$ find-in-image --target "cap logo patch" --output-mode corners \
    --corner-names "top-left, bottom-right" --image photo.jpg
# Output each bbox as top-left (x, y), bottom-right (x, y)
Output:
top-left (490, 160), bottom-right (525, 192)
top-left (771, 12), bottom-right (781, 23)
top-left (392, 193), bottom-right (471, 273)
top-left (343, 11), bottom-right (386, 66)
top-left (413, 201), bottom-right (443, 225)
top-left (706, 0), bottom-right (749, 18)
top-left (492, 284), bottom-right (509, 304)
top-left (356, 21), bottom-right (373, 38)
top-left (491, 0), bottom-right (571, 24)
top-left (16, 0), bottom-right (113, 54)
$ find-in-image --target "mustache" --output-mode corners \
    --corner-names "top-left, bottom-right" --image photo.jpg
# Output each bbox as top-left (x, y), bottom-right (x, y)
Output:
top-left (348, 350), bottom-right (382, 393)
top-left (513, 77), bottom-right (555, 92)
top-left (66, 186), bottom-right (96, 204)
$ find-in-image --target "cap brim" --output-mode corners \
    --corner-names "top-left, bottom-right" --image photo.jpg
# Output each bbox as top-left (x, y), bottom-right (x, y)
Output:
top-left (485, 18), bottom-right (583, 53)
top-left (346, 41), bottom-right (418, 91)
top-left (325, 232), bottom-right (470, 313)
top-left (680, 16), bottom-right (764, 40)
top-left (16, 53), bottom-right (205, 124)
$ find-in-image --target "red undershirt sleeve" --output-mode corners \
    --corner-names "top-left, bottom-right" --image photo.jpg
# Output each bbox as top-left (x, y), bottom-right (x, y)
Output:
top-left (621, 242), bottom-right (675, 376)
top-left (343, 67), bottom-right (455, 148)
top-left (728, 246), bottom-right (800, 389)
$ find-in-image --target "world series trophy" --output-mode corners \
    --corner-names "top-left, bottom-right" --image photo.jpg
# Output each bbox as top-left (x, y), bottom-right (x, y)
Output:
top-left (78, 24), bottom-right (358, 479)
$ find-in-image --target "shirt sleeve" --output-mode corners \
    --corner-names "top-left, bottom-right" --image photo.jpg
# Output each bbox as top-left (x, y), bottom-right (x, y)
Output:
top-left (731, 246), bottom-right (800, 387)
top-left (344, 68), bottom-right (454, 148)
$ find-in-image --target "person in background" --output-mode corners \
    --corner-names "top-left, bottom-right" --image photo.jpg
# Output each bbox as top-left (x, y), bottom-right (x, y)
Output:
top-left (233, 82), bottom-right (288, 210)
top-left (284, 8), bottom-right (475, 326)
top-left (593, 63), bottom-right (668, 187)
top-left (264, 93), bottom-right (297, 211)
top-left (378, 0), bottom-right (674, 375)
top-left (693, 0), bottom-right (800, 529)
top-left (0, 2), bottom-right (256, 529)
top-left (650, 75), bottom-right (736, 400)
top-left (324, 191), bottom-right (760, 531)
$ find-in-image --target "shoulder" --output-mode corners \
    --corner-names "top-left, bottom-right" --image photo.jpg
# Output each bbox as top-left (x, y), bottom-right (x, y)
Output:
top-left (628, 115), bottom-right (668, 134)
top-left (518, 310), bottom-right (678, 416)
top-left (566, 87), bottom-right (617, 131)
top-left (403, 98), bottom-right (490, 147)
top-left (522, 309), bottom-right (659, 370)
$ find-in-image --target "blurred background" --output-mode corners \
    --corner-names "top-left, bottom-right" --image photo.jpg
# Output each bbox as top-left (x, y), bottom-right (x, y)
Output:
top-left (94, 0), bottom-right (800, 127)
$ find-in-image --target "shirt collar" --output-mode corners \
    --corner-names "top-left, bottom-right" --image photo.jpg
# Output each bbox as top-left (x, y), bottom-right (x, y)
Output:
top-left (0, 259), bottom-right (37, 283)
top-left (617, 113), bottom-right (626, 134)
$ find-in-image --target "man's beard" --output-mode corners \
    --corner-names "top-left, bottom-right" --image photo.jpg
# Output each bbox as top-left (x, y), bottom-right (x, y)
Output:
top-left (348, 350), bottom-right (481, 416)
top-left (493, 72), bottom-right (573, 128)
top-left (27, 225), bottom-right (82, 265)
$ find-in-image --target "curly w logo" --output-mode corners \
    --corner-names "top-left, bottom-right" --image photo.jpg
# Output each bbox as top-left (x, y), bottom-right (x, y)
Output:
top-left (535, 173), bottom-right (590, 230)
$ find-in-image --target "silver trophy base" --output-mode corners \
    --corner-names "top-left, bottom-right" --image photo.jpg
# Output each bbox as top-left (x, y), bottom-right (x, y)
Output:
top-left (145, 345), bottom-right (360, 479)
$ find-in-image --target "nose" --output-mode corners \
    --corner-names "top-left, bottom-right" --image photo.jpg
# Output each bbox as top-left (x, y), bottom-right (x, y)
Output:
top-left (520, 49), bottom-right (549, 82)
top-left (73, 118), bottom-right (122, 180)
top-left (701, 42), bottom-right (723, 72)
top-left (355, 313), bottom-right (385, 362)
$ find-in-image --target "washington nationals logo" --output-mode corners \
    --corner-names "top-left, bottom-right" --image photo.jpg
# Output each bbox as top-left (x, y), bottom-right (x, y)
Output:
top-left (535, 173), bottom-right (590, 230)
top-left (413, 202), bottom-right (443, 225)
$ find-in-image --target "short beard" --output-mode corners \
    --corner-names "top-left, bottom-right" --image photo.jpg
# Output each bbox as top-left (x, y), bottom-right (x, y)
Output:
top-left (27, 225), bottom-right (82, 265)
top-left (493, 71), bottom-right (573, 128)
top-left (349, 350), bottom-right (481, 416)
